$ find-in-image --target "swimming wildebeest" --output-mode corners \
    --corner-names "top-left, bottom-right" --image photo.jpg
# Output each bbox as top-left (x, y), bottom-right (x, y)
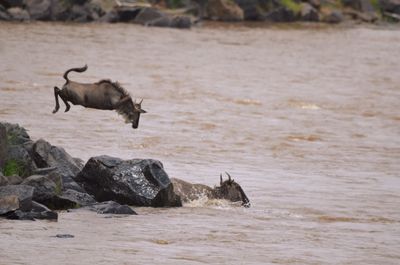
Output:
top-left (171, 172), bottom-right (250, 207)
top-left (52, 65), bottom-right (146, 129)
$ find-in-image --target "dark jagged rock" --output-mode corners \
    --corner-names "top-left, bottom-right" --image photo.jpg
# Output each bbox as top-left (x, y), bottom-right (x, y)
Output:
top-left (21, 173), bottom-right (62, 203)
top-left (30, 201), bottom-right (58, 220)
top-left (58, 189), bottom-right (96, 207)
top-left (30, 139), bottom-right (83, 192)
top-left (5, 202), bottom-right (58, 220)
top-left (0, 185), bottom-right (34, 213)
top-left (75, 155), bottom-right (182, 207)
top-left (85, 201), bottom-right (137, 214)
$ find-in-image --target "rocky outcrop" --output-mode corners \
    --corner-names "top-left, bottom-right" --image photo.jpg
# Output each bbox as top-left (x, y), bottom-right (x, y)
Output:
top-left (75, 155), bottom-right (182, 207)
top-left (0, 0), bottom-right (395, 25)
top-left (0, 121), bottom-right (196, 221)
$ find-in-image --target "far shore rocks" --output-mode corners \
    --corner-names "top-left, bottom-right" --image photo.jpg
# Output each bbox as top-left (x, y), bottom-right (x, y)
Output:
top-left (0, 121), bottom-right (181, 221)
top-left (0, 0), bottom-right (398, 26)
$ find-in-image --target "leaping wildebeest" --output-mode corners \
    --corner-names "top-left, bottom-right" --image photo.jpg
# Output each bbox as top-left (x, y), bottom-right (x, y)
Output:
top-left (52, 65), bottom-right (146, 129)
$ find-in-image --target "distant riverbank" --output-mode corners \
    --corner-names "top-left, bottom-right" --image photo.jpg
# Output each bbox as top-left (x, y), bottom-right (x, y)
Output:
top-left (0, 0), bottom-right (399, 29)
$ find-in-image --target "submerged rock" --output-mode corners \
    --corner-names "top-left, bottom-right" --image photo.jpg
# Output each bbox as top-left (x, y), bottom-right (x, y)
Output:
top-left (75, 155), bottom-right (182, 207)
top-left (85, 201), bottom-right (137, 214)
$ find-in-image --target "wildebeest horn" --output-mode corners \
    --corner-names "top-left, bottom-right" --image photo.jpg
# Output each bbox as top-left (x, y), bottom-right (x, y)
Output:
top-left (225, 172), bottom-right (233, 182)
top-left (220, 174), bottom-right (223, 185)
top-left (139, 98), bottom-right (143, 104)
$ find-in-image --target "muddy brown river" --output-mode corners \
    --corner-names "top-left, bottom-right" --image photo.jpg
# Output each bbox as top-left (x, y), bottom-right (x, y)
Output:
top-left (0, 22), bottom-right (399, 264)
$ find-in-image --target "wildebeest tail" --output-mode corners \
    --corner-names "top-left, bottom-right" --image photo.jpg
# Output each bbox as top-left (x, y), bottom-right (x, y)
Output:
top-left (63, 64), bottom-right (88, 83)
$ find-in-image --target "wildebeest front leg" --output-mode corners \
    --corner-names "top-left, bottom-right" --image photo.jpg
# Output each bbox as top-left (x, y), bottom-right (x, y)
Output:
top-left (52, 87), bottom-right (60, 114)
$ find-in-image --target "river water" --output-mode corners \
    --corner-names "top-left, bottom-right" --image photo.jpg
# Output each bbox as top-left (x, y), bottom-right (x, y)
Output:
top-left (0, 22), bottom-right (399, 264)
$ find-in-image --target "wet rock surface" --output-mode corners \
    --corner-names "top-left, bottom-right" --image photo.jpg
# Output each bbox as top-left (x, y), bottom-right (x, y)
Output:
top-left (75, 155), bottom-right (182, 207)
top-left (84, 201), bottom-right (137, 214)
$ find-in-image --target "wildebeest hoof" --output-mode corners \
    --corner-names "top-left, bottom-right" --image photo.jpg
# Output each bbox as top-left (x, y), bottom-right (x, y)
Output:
top-left (52, 109), bottom-right (58, 114)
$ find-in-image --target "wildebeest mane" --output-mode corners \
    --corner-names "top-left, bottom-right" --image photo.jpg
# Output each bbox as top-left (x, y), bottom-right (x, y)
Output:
top-left (96, 79), bottom-right (130, 97)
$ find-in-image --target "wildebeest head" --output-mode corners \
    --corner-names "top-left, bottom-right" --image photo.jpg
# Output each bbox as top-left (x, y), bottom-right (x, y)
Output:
top-left (128, 99), bottom-right (147, 129)
top-left (218, 172), bottom-right (250, 207)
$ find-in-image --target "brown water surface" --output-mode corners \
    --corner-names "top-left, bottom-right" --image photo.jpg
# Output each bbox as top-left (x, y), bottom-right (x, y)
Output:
top-left (0, 22), bottom-right (400, 264)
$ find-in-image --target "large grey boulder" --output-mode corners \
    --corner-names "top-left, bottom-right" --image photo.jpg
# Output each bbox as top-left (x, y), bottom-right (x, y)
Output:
top-left (57, 188), bottom-right (96, 207)
top-left (30, 139), bottom-right (83, 192)
top-left (6, 201), bottom-right (58, 220)
top-left (75, 155), bottom-right (182, 207)
top-left (21, 173), bottom-right (96, 209)
top-left (21, 173), bottom-right (62, 203)
top-left (0, 185), bottom-right (34, 214)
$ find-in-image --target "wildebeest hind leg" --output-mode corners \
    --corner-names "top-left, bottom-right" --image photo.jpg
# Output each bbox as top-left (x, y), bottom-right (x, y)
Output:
top-left (61, 97), bottom-right (70, 112)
